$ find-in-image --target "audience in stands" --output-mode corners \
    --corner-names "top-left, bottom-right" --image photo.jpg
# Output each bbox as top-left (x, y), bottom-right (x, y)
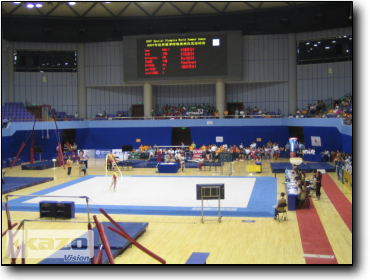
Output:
top-left (2, 116), bottom-right (9, 128)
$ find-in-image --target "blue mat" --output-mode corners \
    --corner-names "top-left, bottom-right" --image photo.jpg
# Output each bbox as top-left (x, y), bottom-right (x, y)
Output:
top-left (270, 163), bottom-right (312, 173)
top-left (4, 175), bottom-right (276, 218)
top-left (21, 161), bottom-right (54, 170)
top-left (38, 222), bottom-right (148, 264)
top-left (305, 162), bottom-right (336, 172)
top-left (1, 177), bottom-right (54, 195)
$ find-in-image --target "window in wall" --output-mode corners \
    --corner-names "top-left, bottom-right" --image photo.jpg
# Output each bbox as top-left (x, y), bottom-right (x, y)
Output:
top-left (297, 35), bottom-right (352, 65)
top-left (14, 50), bottom-right (77, 72)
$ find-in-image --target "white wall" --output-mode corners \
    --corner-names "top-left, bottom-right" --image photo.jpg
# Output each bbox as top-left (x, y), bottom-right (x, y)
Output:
top-left (14, 72), bottom-right (78, 114)
top-left (86, 86), bottom-right (143, 118)
top-left (3, 27), bottom-right (352, 116)
top-left (296, 27), bottom-right (352, 109)
top-left (85, 41), bottom-right (124, 86)
top-left (1, 39), bottom-right (10, 105)
top-left (226, 82), bottom-right (289, 114)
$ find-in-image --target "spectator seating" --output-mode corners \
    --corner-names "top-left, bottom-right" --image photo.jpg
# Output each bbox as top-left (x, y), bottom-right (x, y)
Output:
top-left (2, 102), bottom-right (34, 123)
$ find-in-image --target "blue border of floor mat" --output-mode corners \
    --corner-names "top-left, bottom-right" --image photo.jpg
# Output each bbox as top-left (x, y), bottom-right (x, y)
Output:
top-left (305, 162), bottom-right (336, 172)
top-left (2, 175), bottom-right (276, 218)
top-left (2, 177), bottom-right (54, 194)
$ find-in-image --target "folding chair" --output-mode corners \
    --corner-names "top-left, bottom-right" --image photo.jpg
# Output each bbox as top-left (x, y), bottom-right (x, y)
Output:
top-left (276, 203), bottom-right (288, 222)
top-left (297, 189), bottom-right (310, 209)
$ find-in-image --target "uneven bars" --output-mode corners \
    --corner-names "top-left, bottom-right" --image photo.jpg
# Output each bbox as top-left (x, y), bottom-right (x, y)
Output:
top-left (99, 208), bottom-right (166, 264)
top-left (5, 194), bottom-right (89, 199)
top-left (93, 215), bottom-right (115, 264)
top-left (21, 219), bottom-right (95, 224)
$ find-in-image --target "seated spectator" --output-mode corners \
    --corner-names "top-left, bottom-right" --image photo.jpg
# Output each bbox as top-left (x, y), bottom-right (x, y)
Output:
top-left (234, 108), bottom-right (239, 118)
top-left (64, 116), bottom-right (68, 121)
top-left (276, 108), bottom-right (281, 115)
top-left (254, 106), bottom-right (258, 112)
top-left (215, 110), bottom-right (219, 118)
top-left (296, 108), bottom-right (301, 115)
top-left (2, 116), bottom-right (9, 128)
top-left (72, 143), bottom-right (77, 151)
top-left (164, 153), bottom-right (171, 163)
top-left (274, 192), bottom-right (287, 220)
top-left (310, 104), bottom-right (316, 114)
top-left (296, 182), bottom-right (306, 203)
top-left (263, 109), bottom-right (268, 115)
top-left (75, 112), bottom-right (79, 118)
top-left (224, 110), bottom-right (228, 117)
top-left (80, 162), bottom-right (87, 176)
top-left (98, 111), bottom-right (103, 117)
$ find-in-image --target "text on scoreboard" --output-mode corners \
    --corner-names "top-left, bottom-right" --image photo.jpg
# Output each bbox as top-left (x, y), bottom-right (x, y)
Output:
top-left (137, 35), bottom-right (227, 78)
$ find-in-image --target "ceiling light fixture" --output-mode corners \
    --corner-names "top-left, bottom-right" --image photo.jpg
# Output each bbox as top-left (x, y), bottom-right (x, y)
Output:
top-left (35, 3), bottom-right (43, 8)
top-left (26, 2), bottom-right (34, 8)
top-left (12, 2), bottom-right (21, 4)
top-left (68, 2), bottom-right (77, 5)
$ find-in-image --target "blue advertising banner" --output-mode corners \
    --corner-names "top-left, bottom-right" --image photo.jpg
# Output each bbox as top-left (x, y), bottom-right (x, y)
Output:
top-left (95, 149), bottom-right (111, 158)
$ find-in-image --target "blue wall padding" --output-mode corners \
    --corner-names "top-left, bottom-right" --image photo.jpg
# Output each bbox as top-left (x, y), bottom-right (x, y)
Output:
top-left (2, 136), bottom-right (12, 159)
top-left (76, 127), bottom-right (173, 149)
top-left (4, 130), bottom-right (58, 161)
top-left (341, 133), bottom-right (352, 153)
top-left (2, 126), bottom-right (352, 162)
top-left (303, 127), bottom-right (341, 153)
top-left (190, 126), bottom-right (289, 147)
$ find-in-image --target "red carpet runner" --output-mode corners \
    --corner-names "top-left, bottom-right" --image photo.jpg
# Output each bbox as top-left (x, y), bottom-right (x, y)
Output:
top-left (296, 198), bottom-right (338, 264)
top-left (321, 174), bottom-right (352, 232)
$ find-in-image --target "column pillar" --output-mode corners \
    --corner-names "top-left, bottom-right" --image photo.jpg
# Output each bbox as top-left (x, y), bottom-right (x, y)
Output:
top-left (288, 33), bottom-right (297, 115)
top-left (143, 82), bottom-right (152, 118)
top-left (77, 43), bottom-right (86, 118)
top-left (216, 79), bottom-right (226, 117)
top-left (8, 41), bottom-right (14, 103)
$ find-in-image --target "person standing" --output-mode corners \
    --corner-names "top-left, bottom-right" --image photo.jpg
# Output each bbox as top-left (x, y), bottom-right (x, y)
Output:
top-left (232, 145), bottom-right (237, 161)
top-left (273, 144), bottom-right (279, 160)
top-left (198, 157), bottom-right (205, 171)
top-left (314, 171), bottom-right (322, 201)
top-left (110, 168), bottom-right (118, 191)
top-left (211, 144), bottom-right (217, 161)
top-left (285, 141), bottom-right (290, 158)
top-left (191, 141), bottom-right (196, 149)
top-left (180, 152), bottom-right (186, 172)
top-left (67, 156), bottom-right (72, 178)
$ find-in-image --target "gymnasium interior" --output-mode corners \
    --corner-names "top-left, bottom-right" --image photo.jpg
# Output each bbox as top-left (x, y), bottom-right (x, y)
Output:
top-left (1, 2), bottom-right (353, 267)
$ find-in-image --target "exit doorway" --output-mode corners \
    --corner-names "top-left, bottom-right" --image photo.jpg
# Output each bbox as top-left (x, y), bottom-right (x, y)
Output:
top-left (227, 102), bottom-right (244, 118)
top-left (172, 127), bottom-right (191, 146)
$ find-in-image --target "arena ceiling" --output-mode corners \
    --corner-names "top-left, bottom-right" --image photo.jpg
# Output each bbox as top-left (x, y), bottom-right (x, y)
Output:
top-left (2, 2), bottom-right (352, 42)
top-left (2, 2), bottom-right (311, 18)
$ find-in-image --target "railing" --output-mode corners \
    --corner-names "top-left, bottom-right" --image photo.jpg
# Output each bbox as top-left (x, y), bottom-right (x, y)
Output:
top-left (3, 114), bottom-right (354, 124)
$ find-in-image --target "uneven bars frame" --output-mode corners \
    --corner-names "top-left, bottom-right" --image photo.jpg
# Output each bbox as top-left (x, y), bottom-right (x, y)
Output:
top-left (4, 194), bottom-right (93, 228)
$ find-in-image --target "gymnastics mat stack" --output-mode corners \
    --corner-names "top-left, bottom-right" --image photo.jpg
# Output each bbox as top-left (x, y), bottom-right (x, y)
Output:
top-left (21, 161), bottom-right (55, 170)
top-left (38, 222), bottom-right (148, 264)
top-left (2, 177), bottom-right (54, 194)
